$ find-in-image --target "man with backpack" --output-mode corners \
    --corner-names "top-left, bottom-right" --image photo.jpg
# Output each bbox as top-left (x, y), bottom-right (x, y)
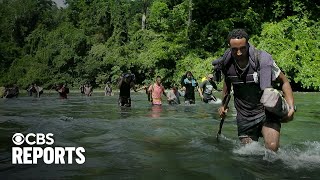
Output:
top-left (55, 83), bottom-right (69, 99)
top-left (118, 72), bottom-right (137, 107)
top-left (214, 29), bottom-right (295, 152)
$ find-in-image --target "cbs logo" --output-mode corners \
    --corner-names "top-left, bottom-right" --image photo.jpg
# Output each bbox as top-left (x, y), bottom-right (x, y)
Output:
top-left (12, 133), bottom-right (54, 146)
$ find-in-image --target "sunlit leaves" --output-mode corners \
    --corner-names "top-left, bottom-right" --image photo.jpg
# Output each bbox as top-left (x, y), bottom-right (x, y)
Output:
top-left (148, 1), bottom-right (170, 32)
top-left (256, 16), bottom-right (320, 90)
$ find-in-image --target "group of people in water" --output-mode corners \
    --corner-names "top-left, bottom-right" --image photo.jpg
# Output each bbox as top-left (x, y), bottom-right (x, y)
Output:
top-left (1, 71), bottom-right (219, 108)
top-left (117, 71), bottom-right (219, 107)
top-left (1, 83), bottom-right (70, 99)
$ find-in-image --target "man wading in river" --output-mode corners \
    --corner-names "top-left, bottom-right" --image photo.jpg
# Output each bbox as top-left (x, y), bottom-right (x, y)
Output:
top-left (118, 73), bottom-right (137, 107)
top-left (214, 29), bottom-right (295, 152)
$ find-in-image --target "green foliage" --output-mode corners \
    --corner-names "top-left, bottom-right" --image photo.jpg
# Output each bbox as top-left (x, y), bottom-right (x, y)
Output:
top-left (254, 16), bottom-right (320, 90)
top-left (149, 1), bottom-right (170, 32)
top-left (0, 0), bottom-right (319, 91)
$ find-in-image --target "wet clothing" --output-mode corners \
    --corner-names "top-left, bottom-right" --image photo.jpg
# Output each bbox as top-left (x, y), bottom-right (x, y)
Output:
top-left (218, 44), bottom-right (281, 140)
top-left (182, 78), bottom-right (198, 104)
top-left (202, 96), bottom-right (217, 103)
top-left (237, 114), bottom-right (281, 141)
top-left (31, 86), bottom-right (43, 97)
top-left (84, 86), bottom-right (92, 96)
top-left (223, 45), bottom-right (280, 121)
top-left (226, 61), bottom-right (265, 121)
top-left (80, 85), bottom-right (85, 94)
top-left (145, 86), bottom-right (151, 102)
top-left (4, 87), bottom-right (19, 98)
top-left (27, 85), bottom-right (33, 96)
top-left (104, 85), bottom-right (112, 96)
top-left (148, 83), bottom-right (165, 105)
top-left (36, 87), bottom-right (43, 97)
top-left (56, 86), bottom-right (69, 99)
top-left (199, 80), bottom-right (217, 103)
top-left (119, 81), bottom-right (131, 97)
top-left (119, 78), bottom-right (134, 107)
top-left (167, 90), bottom-right (180, 104)
top-left (119, 96), bottom-right (131, 107)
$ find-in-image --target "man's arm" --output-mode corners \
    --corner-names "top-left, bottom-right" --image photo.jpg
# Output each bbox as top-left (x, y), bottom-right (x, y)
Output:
top-left (277, 72), bottom-right (295, 122)
top-left (131, 82), bottom-right (138, 92)
top-left (222, 81), bottom-right (231, 99)
top-left (147, 84), bottom-right (153, 93)
top-left (4, 89), bottom-right (9, 98)
top-left (117, 77), bottom-right (123, 89)
top-left (218, 81), bottom-right (231, 118)
top-left (198, 87), bottom-right (204, 99)
top-left (198, 81), bottom-right (205, 99)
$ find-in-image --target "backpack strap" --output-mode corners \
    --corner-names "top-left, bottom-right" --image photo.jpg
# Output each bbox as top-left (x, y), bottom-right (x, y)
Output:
top-left (212, 44), bottom-right (263, 83)
top-left (221, 49), bottom-right (232, 76)
top-left (253, 48), bottom-right (261, 72)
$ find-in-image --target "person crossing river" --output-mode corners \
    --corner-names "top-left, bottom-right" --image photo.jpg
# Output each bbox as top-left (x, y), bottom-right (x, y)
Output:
top-left (148, 76), bottom-right (167, 105)
top-left (198, 74), bottom-right (218, 103)
top-left (214, 29), bottom-right (295, 152)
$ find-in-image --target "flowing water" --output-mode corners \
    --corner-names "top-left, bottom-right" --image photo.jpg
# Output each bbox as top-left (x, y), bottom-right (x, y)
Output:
top-left (0, 92), bottom-right (319, 179)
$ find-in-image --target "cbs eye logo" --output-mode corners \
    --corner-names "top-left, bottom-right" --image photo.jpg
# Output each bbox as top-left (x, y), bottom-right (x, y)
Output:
top-left (11, 133), bottom-right (54, 146)
top-left (12, 133), bottom-right (25, 145)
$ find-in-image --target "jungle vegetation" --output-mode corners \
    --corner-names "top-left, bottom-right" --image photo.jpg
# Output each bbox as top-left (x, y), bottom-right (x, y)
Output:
top-left (0, 0), bottom-right (319, 91)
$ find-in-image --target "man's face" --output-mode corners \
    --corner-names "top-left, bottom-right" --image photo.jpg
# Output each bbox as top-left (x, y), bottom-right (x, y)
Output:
top-left (187, 73), bottom-right (192, 80)
top-left (156, 77), bottom-right (162, 84)
top-left (229, 38), bottom-right (248, 61)
top-left (208, 77), bottom-right (214, 82)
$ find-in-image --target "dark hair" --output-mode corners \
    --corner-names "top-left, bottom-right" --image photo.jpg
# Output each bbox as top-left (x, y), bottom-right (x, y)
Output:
top-left (227, 29), bottom-right (249, 44)
top-left (186, 71), bottom-right (193, 77)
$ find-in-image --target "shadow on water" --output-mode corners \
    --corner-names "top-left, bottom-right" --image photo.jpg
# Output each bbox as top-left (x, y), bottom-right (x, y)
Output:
top-left (0, 92), bottom-right (319, 179)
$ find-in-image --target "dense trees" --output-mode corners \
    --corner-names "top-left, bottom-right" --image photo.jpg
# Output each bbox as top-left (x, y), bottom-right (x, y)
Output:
top-left (0, 0), bottom-right (319, 90)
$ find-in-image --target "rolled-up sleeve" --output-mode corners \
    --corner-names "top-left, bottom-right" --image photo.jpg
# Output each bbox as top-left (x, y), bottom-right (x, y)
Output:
top-left (271, 61), bottom-right (281, 81)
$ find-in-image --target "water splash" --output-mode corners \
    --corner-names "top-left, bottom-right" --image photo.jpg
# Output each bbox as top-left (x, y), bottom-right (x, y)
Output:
top-left (277, 141), bottom-right (320, 170)
top-left (233, 141), bottom-right (266, 156)
top-left (59, 116), bottom-right (74, 121)
top-left (232, 141), bottom-right (320, 170)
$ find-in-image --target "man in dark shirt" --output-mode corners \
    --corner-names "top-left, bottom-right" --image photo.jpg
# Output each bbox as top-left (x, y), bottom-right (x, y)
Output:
top-left (217, 29), bottom-right (295, 152)
top-left (118, 73), bottom-right (137, 107)
top-left (55, 84), bottom-right (69, 99)
top-left (79, 84), bottom-right (85, 95)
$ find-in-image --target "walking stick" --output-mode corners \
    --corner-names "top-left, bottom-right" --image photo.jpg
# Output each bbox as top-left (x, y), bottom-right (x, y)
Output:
top-left (216, 94), bottom-right (231, 140)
